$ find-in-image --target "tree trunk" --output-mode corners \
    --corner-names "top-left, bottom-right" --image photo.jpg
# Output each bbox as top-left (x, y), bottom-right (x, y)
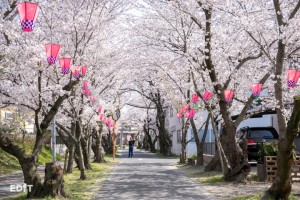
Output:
top-left (143, 123), bottom-right (157, 153)
top-left (81, 137), bottom-right (92, 170)
top-left (43, 162), bottom-right (66, 198)
top-left (180, 144), bottom-right (187, 164)
top-left (205, 125), bottom-right (227, 171)
top-left (103, 129), bottom-right (113, 154)
top-left (20, 157), bottom-right (43, 198)
top-left (179, 125), bottom-right (188, 164)
top-left (76, 141), bottom-right (87, 180)
top-left (143, 134), bottom-right (150, 151)
top-left (263, 96), bottom-right (300, 200)
top-left (75, 121), bottom-right (86, 180)
top-left (155, 94), bottom-right (171, 155)
top-left (190, 115), bottom-right (210, 166)
top-left (93, 125), bottom-right (105, 163)
top-left (55, 126), bottom-right (74, 173)
top-left (204, 153), bottom-right (222, 172)
top-left (66, 145), bottom-right (74, 173)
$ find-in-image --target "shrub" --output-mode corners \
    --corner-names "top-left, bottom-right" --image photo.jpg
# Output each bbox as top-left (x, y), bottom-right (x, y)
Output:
top-left (257, 141), bottom-right (278, 164)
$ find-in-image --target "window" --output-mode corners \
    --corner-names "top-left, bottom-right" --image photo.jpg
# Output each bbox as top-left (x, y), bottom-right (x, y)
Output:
top-left (177, 130), bottom-right (181, 143)
top-left (169, 106), bottom-right (174, 117)
top-left (5, 112), bottom-right (14, 119)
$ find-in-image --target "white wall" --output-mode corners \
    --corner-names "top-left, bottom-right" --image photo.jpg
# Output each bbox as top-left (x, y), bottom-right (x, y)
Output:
top-left (165, 106), bottom-right (215, 157)
top-left (168, 109), bottom-right (182, 155)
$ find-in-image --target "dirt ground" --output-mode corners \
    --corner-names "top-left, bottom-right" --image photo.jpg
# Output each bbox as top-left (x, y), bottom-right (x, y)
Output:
top-left (177, 165), bottom-right (300, 200)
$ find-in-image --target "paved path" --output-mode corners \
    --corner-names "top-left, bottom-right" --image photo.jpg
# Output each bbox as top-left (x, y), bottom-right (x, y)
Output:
top-left (94, 149), bottom-right (218, 200)
top-left (0, 164), bottom-right (56, 200)
top-left (0, 171), bottom-right (24, 199)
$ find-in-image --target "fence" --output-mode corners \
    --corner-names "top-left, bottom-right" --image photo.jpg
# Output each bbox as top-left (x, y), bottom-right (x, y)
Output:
top-left (203, 142), bottom-right (216, 155)
top-left (265, 156), bottom-right (300, 182)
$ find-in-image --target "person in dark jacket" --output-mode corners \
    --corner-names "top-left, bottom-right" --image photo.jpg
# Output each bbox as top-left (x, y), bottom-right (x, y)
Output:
top-left (128, 138), bottom-right (135, 158)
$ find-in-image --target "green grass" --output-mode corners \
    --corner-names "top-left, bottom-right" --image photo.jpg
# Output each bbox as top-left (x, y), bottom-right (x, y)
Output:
top-left (0, 148), bottom-right (21, 174)
top-left (199, 175), bottom-right (224, 183)
top-left (64, 159), bottom-right (113, 200)
top-left (0, 139), bottom-right (62, 175)
top-left (156, 152), bottom-right (179, 159)
top-left (231, 194), bottom-right (262, 200)
top-left (247, 173), bottom-right (259, 182)
top-left (177, 164), bottom-right (222, 178)
top-left (177, 165), bottom-right (224, 183)
top-left (6, 194), bottom-right (27, 200)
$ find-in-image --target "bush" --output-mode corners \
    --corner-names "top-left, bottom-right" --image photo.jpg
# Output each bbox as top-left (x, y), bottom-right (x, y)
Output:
top-left (257, 141), bottom-right (278, 164)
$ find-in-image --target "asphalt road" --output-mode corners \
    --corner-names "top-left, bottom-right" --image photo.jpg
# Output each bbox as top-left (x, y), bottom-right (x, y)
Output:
top-left (0, 171), bottom-right (24, 199)
top-left (93, 149), bottom-right (218, 200)
top-left (0, 164), bottom-right (53, 200)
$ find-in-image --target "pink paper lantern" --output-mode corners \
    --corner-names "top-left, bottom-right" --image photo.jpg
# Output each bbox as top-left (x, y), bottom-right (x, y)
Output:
top-left (72, 69), bottom-right (81, 79)
top-left (99, 114), bottom-right (104, 121)
top-left (83, 89), bottom-right (91, 97)
top-left (251, 84), bottom-right (262, 97)
top-left (104, 118), bottom-right (111, 126)
top-left (90, 96), bottom-right (96, 104)
top-left (287, 69), bottom-right (300, 88)
top-left (203, 91), bottom-right (213, 101)
top-left (81, 66), bottom-right (87, 77)
top-left (224, 90), bottom-right (234, 102)
top-left (177, 113), bottom-right (182, 119)
top-left (184, 104), bottom-right (189, 111)
top-left (45, 44), bottom-right (60, 65)
top-left (187, 109), bottom-right (196, 119)
top-left (59, 58), bottom-right (71, 74)
top-left (191, 93), bottom-right (199, 104)
top-left (17, 2), bottom-right (40, 32)
top-left (179, 107), bottom-right (185, 114)
top-left (82, 80), bottom-right (88, 90)
top-left (97, 106), bottom-right (102, 113)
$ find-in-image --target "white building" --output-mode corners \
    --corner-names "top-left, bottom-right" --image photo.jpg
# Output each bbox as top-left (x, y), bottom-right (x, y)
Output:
top-left (165, 105), bottom-right (214, 157)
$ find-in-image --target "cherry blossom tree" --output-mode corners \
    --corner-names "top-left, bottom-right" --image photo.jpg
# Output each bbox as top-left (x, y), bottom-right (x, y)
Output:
top-left (0, 0), bottom-right (130, 197)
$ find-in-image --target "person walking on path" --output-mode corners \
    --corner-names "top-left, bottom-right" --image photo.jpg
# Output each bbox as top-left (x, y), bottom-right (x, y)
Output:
top-left (128, 138), bottom-right (135, 158)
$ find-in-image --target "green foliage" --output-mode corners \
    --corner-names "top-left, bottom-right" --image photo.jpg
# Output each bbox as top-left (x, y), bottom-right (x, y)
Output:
top-left (188, 153), bottom-right (197, 160)
top-left (257, 141), bottom-right (278, 164)
top-left (0, 125), bottom-right (16, 135)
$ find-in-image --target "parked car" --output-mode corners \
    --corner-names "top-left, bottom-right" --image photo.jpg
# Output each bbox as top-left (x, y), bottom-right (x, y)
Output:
top-left (236, 127), bottom-right (279, 161)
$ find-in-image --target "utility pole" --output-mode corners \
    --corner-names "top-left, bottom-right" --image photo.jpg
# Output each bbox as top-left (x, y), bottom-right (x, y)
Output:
top-left (51, 92), bottom-right (56, 163)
